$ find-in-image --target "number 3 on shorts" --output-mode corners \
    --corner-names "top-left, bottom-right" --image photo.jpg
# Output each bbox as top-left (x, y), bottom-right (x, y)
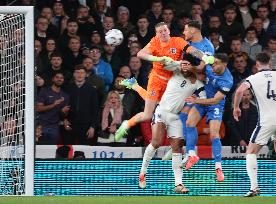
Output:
top-left (214, 108), bottom-right (220, 115)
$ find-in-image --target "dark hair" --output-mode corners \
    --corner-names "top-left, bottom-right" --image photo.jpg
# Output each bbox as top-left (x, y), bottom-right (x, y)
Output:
top-left (66, 17), bottom-right (78, 25)
top-left (74, 64), bottom-right (86, 71)
top-left (256, 52), bottom-right (270, 64)
top-left (224, 4), bottom-right (237, 13)
top-left (52, 71), bottom-right (64, 78)
top-left (188, 20), bottom-right (201, 30)
top-left (245, 26), bottom-right (257, 34)
top-left (50, 51), bottom-right (62, 59)
top-left (268, 35), bottom-right (276, 42)
top-left (231, 36), bottom-right (242, 43)
top-left (214, 53), bottom-right (229, 63)
top-left (56, 145), bottom-right (70, 159)
top-left (151, 0), bottom-right (162, 6)
top-left (137, 14), bottom-right (149, 22)
top-left (257, 4), bottom-right (269, 11)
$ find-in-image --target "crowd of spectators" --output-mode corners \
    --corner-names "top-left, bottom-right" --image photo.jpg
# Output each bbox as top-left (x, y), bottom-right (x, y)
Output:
top-left (10, 0), bottom-right (276, 147)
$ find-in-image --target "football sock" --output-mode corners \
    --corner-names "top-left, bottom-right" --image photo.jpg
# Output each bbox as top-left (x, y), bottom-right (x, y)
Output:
top-left (186, 127), bottom-right (198, 155)
top-left (179, 112), bottom-right (188, 140)
top-left (212, 138), bottom-right (222, 163)
top-left (140, 143), bottom-right (157, 174)
top-left (172, 153), bottom-right (183, 186)
top-left (135, 85), bottom-right (147, 100)
top-left (246, 154), bottom-right (258, 190)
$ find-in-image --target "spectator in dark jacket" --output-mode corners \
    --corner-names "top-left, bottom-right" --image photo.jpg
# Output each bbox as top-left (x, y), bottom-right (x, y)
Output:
top-left (64, 65), bottom-right (99, 145)
top-left (229, 89), bottom-right (258, 146)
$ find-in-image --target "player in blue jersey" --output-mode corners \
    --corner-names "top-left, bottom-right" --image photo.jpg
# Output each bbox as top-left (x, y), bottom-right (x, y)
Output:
top-left (180, 21), bottom-right (215, 143)
top-left (162, 20), bottom-right (215, 161)
top-left (184, 53), bottom-right (233, 182)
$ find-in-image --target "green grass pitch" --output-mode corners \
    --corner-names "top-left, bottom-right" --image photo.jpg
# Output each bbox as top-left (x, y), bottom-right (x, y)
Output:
top-left (0, 196), bottom-right (275, 204)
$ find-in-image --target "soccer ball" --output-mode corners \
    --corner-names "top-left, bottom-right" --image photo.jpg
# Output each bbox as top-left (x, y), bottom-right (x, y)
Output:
top-left (105, 29), bottom-right (124, 46)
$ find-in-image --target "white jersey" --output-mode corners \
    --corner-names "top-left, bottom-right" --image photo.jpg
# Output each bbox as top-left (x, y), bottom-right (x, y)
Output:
top-left (159, 71), bottom-right (205, 114)
top-left (246, 70), bottom-right (276, 126)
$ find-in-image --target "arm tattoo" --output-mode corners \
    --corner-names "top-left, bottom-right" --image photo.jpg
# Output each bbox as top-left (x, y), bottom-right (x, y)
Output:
top-left (188, 47), bottom-right (204, 59)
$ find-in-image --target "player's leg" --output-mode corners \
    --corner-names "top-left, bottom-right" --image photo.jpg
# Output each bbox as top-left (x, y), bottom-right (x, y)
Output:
top-left (115, 99), bottom-right (157, 141)
top-left (184, 106), bottom-right (202, 170)
top-left (244, 125), bottom-right (276, 197)
top-left (170, 138), bottom-right (189, 193)
top-left (139, 121), bottom-right (166, 188)
top-left (209, 119), bottom-right (224, 181)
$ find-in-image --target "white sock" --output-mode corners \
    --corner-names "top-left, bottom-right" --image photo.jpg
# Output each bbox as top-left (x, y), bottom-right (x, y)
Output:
top-left (172, 153), bottom-right (183, 186)
top-left (215, 162), bottom-right (222, 169)
top-left (188, 150), bottom-right (196, 156)
top-left (246, 154), bottom-right (258, 190)
top-left (140, 143), bottom-right (157, 174)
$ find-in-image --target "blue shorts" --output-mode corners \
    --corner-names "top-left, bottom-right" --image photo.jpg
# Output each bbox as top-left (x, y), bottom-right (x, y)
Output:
top-left (194, 104), bottom-right (224, 123)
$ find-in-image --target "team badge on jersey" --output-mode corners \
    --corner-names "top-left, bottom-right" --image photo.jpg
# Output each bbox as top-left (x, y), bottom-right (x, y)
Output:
top-left (170, 48), bottom-right (176, 54)
top-left (150, 90), bottom-right (156, 96)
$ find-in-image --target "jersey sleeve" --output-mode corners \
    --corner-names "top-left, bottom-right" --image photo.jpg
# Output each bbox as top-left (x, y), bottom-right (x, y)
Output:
top-left (217, 78), bottom-right (233, 95)
top-left (147, 36), bottom-right (158, 54)
top-left (194, 80), bottom-right (206, 99)
top-left (245, 75), bottom-right (254, 88)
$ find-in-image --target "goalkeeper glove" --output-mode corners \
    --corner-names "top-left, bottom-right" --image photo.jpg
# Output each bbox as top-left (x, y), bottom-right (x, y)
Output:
top-left (148, 55), bottom-right (173, 63)
top-left (202, 55), bottom-right (215, 65)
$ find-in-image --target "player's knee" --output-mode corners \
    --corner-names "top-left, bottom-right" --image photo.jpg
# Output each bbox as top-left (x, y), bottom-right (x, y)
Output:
top-left (186, 119), bottom-right (196, 128)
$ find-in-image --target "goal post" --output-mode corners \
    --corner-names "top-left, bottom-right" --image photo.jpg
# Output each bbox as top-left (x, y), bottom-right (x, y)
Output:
top-left (0, 6), bottom-right (34, 196)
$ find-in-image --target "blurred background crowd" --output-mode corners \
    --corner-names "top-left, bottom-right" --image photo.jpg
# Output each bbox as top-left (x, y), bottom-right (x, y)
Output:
top-left (3, 0), bottom-right (275, 147)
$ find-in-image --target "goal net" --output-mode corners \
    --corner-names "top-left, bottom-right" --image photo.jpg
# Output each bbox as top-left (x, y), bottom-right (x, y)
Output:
top-left (0, 7), bottom-right (34, 196)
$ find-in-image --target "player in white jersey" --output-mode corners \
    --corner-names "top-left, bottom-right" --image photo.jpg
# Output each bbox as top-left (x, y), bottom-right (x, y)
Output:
top-left (139, 60), bottom-right (205, 193)
top-left (233, 52), bottom-right (276, 197)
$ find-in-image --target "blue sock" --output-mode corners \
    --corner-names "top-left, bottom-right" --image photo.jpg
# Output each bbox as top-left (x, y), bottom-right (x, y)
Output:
top-left (212, 138), bottom-right (222, 162)
top-left (179, 112), bottom-right (188, 140)
top-left (185, 127), bottom-right (198, 153)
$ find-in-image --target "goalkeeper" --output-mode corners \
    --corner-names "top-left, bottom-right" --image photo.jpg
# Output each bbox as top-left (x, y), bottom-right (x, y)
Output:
top-left (115, 22), bottom-right (214, 141)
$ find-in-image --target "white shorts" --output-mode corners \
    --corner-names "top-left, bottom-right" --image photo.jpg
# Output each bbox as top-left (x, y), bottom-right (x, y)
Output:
top-left (152, 106), bottom-right (183, 139)
top-left (250, 125), bottom-right (276, 145)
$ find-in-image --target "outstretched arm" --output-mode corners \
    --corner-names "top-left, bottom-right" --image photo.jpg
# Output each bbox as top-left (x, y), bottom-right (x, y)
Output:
top-left (137, 43), bottom-right (173, 63)
top-left (185, 91), bottom-right (225, 105)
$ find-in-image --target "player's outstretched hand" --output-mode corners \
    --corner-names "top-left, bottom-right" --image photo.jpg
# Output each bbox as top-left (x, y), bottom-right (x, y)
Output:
top-left (160, 56), bottom-right (174, 64)
top-left (233, 108), bottom-right (241, 121)
top-left (185, 95), bottom-right (197, 103)
top-left (164, 60), bottom-right (181, 70)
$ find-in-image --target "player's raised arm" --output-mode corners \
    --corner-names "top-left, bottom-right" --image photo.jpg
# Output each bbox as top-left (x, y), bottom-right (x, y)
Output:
top-left (137, 41), bottom-right (173, 63)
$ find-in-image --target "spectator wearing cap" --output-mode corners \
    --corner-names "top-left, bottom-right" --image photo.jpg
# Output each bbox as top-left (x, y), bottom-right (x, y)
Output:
top-left (88, 45), bottom-right (113, 92)
top-left (82, 57), bottom-right (105, 103)
top-left (136, 14), bottom-right (154, 47)
top-left (241, 26), bottom-right (262, 61)
top-left (102, 15), bottom-right (115, 34)
top-left (59, 18), bottom-right (88, 53)
top-left (102, 42), bottom-right (122, 77)
top-left (146, 0), bottom-right (163, 28)
top-left (63, 36), bottom-right (85, 72)
top-left (80, 43), bottom-right (91, 56)
top-left (90, 30), bottom-right (104, 49)
top-left (76, 5), bottom-right (103, 39)
top-left (208, 28), bottom-right (227, 53)
top-left (115, 6), bottom-right (135, 37)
